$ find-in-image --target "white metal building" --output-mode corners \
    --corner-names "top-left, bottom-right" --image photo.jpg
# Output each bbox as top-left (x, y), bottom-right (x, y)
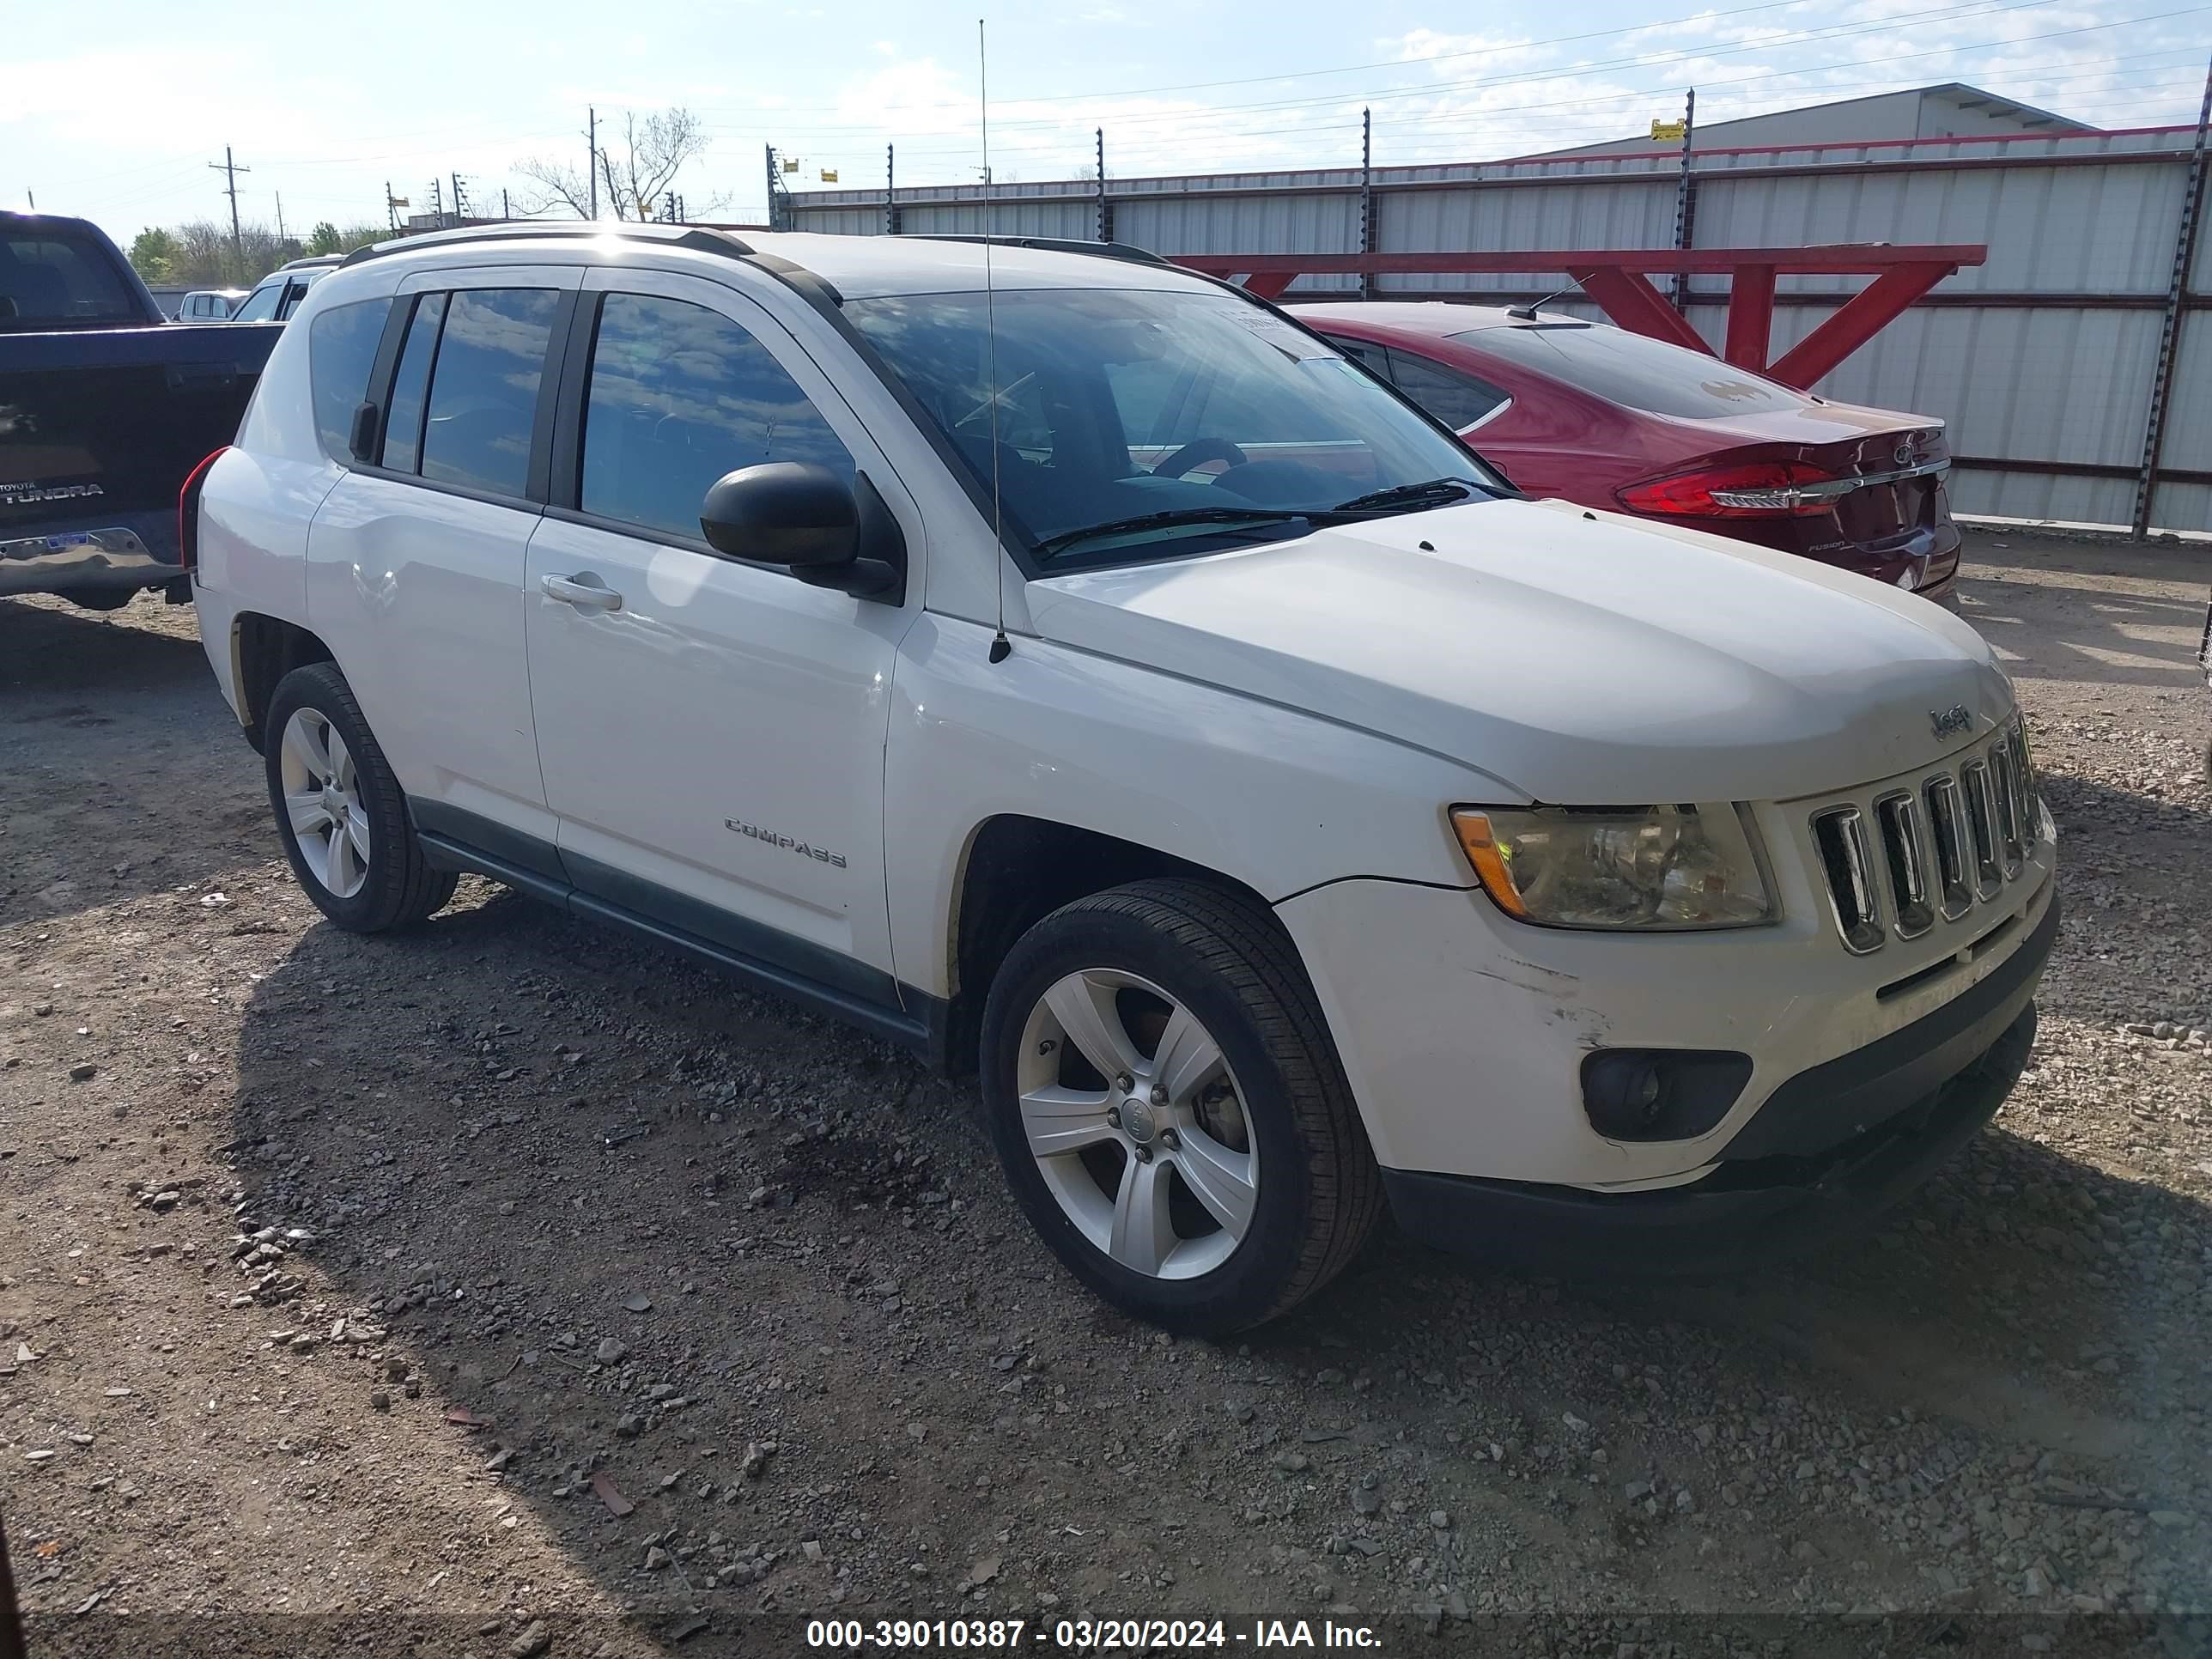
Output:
top-left (1524, 82), bottom-right (2096, 161)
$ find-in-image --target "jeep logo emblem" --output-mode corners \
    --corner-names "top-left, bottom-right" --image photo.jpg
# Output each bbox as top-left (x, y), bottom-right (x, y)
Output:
top-left (1929, 703), bottom-right (1972, 739)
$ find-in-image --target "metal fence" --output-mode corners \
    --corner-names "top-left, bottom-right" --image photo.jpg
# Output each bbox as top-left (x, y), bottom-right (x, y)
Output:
top-left (786, 119), bottom-right (2212, 537)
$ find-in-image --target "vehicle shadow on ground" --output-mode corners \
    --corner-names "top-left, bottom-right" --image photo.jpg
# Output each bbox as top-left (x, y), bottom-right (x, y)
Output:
top-left (221, 875), bottom-right (2209, 1638)
top-left (1960, 544), bottom-right (2207, 693)
top-left (0, 597), bottom-right (267, 922)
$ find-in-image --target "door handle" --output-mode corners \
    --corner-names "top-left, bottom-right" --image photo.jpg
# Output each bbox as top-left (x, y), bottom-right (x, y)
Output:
top-left (541, 573), bottom-right (623, 612)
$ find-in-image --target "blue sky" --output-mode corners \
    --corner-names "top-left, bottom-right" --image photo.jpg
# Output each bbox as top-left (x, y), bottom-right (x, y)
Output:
top-left (9, 0), bottom-right (2208, 244)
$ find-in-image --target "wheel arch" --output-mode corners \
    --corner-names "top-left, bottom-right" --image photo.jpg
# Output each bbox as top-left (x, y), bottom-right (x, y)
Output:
top-left (939, 814), bottom-right (1277, 1077)
top-left (232, 611), bottom-right (336, 754)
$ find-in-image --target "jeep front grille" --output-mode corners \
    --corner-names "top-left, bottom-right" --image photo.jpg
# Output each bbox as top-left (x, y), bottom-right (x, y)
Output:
top-left (1811, 721), bottom-right (2044, 955)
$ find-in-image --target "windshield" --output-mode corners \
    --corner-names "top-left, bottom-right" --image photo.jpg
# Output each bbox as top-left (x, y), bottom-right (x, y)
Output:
top-left (1454, 321), bottom-right (1802, 420)
top-left (0, 228), bottom-right (141, 331)
top-left (847, 285), bottom-right (1501, 564)
top-left (231, 282), bottom-right (283, 323)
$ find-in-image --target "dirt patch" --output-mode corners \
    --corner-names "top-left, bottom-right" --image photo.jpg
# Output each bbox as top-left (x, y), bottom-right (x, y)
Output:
top-left (3, 535), bottom-right (2209, 1655)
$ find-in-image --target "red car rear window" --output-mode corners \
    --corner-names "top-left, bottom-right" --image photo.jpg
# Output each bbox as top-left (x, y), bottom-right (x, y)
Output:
top-left (1455, 323), bottom-right (1801, 421)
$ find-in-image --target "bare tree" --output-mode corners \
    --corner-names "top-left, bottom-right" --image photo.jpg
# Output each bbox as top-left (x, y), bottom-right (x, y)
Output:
top-left (514, 108), bottom-right (721, 222)
top-left (166, 219), bottom-right (295, 286)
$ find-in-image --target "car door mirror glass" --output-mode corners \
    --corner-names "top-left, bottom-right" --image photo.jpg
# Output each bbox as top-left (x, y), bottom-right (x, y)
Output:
top-left (701, 463), bottom-right (861, 568)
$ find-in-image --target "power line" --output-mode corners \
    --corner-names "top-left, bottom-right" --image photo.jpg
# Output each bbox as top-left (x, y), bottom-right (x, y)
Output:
top-left (743, 0), bottom-right (2202, 149)
top-left (782, 2), bottom-right (2209, 169)
top-left (1003, 0), bottom-right (2205, 130)
top-left (703, 0), bottom-right (1966, 118)
top-left (725, 0), bottom-right (2052, 138)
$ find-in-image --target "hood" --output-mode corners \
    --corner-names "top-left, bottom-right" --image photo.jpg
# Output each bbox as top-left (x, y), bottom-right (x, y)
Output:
top-left (1024, 497), bottom-right (2012, 805)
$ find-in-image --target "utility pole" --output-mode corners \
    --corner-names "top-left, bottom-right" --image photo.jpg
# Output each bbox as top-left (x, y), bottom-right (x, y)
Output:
top-left (1096, 128), bottom-right (1109, 243)
top-left (2133, 51), bottom-right (2212, 538)
top-left (428, 177), bottom-right (444, 230)
top-left (586, 107), bottom-right (598, 222)
top-left (386, 180), bottom-right (397, 233)
top-left (502, 188), bottom-right (510, 222)
top-left (885, 143), bottom-right (898, 236)
top-left (209, 145), bottom-right (249, 252)
top-left (1358, 108), bottom-right (1374, 301)
top-left (1671, 88), bottom-right (1698, 311)
top-left (275, 191), bottom-right (286, 244)
top-left (452, 173), bottom-right (471, 224)
top-left (766, 145), bottom-right (784, 230)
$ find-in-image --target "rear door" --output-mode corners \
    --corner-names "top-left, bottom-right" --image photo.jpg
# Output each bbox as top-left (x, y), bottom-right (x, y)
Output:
top-left (305, 266), bottom-right (580, 859)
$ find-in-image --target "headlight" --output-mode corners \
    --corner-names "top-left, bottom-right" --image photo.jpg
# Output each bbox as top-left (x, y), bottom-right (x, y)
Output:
top-left (1451, 804), bottom-right (1775, 930)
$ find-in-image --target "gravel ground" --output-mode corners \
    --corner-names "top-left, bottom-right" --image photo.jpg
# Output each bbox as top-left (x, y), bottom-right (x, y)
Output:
top-left (2, 530), bottom-right (2208, 1658)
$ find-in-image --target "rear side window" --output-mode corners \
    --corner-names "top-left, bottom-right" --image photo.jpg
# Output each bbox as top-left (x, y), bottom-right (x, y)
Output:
top-left (1382, 349), bottom-right (1511, 432)
top-left (579, 292), bottom-right (853, 541)
top-left (417, 288), bottom-right (559, 497)
top-left (308, 299), bottom-right (390, 464)
top-left (0, 228), bottom-right (139, 329)
top-left (1320, 334), bottom-right (1388, 375)
top-left (1456, 322), bottom-right (1796, 419)
top-left (276, 269), bottom-right (327, 321)
top-left (379, 293), bottom-right (446, 474)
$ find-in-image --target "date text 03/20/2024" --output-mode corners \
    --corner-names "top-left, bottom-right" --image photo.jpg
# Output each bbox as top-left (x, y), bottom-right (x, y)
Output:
top-left (805, 1619), bottom-right (1383, 1650)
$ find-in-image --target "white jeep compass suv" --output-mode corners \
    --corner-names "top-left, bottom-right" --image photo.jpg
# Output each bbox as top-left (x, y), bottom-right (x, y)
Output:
top-left (186, 223), bottom-right (2058, 1332)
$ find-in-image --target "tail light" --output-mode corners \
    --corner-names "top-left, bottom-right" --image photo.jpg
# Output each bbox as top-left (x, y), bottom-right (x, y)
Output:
top-left (1618, 459), bottom-right (1844, 520)
top-left (178, 447), bottom-right (228, 574)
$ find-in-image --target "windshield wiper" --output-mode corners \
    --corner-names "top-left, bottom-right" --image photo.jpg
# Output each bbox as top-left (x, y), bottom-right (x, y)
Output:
top-left (1035, 507), bottom-right (1310, 557)
top-left (1328, 477), bottom-right (1480, 514)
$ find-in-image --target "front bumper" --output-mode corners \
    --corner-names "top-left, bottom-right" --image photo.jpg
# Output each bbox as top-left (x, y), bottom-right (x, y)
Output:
top-left (1379, 892), bottom-right (2054, 1274)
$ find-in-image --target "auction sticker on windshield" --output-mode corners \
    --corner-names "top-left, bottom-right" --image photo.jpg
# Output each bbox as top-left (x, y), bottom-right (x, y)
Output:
top-left (1228, 312), bottom-right (1338, 359)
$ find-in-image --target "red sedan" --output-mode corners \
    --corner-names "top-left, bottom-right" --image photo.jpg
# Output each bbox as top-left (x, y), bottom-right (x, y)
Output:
top-left (1291, 301), bottom-right (1961, 606)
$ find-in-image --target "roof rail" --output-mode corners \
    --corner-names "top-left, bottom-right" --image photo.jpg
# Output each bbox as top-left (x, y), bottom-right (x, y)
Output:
top-left (907, 234), bottom-right (1169, 268)
top-left (338, 221), bottom-right (756, 270)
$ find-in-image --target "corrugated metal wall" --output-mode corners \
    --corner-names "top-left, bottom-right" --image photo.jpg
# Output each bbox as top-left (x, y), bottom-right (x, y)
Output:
top-left (788, 128), bottom-right (2209, 533)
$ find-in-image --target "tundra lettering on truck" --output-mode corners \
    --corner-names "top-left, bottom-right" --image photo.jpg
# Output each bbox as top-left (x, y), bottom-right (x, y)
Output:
top-left (1, 480), bottom-right (105, 504)
top-left (190, 222), bottom-right (2057, 1334)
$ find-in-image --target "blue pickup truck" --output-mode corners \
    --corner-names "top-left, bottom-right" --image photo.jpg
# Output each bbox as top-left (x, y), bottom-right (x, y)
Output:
top-left (2, 211), bottom-right (281, 611)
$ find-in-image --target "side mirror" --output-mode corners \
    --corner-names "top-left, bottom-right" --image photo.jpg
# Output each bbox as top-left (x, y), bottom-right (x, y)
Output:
top-left (699, 463), bottom-right (904, 602)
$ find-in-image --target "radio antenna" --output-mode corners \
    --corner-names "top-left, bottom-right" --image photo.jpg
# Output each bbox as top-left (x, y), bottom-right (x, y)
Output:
top-left (981, 16), bottom-right (1012, 664)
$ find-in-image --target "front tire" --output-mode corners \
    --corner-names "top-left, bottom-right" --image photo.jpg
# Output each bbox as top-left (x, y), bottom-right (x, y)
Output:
top-left (980, 878), bottom-right (1382, 1334)
top-left (263, 663), bottom-right (456, 933)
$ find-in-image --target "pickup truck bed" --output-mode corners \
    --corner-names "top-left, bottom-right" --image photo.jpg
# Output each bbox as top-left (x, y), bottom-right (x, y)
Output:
top-left (2, 211), bottom-right (281, 609)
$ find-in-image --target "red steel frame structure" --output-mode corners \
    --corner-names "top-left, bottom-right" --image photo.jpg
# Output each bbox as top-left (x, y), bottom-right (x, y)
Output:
top-left (1175, 246), bottom-right (1988, 391)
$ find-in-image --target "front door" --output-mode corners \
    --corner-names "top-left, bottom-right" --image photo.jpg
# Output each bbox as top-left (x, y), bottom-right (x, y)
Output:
top-left (524, 270), bottom-right (921, 1002)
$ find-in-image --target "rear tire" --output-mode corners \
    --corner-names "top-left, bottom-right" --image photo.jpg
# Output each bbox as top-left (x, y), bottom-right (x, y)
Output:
top-left (980, 878), bottom-right (1382, 1334)
top-left (263, 662), bottom-right (457, 933)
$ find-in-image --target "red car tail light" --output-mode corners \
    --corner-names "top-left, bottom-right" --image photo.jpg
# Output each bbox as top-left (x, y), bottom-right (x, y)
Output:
top-left (178, 447), bottom-right (229, 574)
top-left (1617, 459), bottom-right (1844, 520)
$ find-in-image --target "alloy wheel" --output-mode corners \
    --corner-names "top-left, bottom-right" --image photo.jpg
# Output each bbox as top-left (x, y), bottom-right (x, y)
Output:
top-left (277, 706), bottom-right (372, 900)
top-left (1014, 969), bottom-right (1258, 1279)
